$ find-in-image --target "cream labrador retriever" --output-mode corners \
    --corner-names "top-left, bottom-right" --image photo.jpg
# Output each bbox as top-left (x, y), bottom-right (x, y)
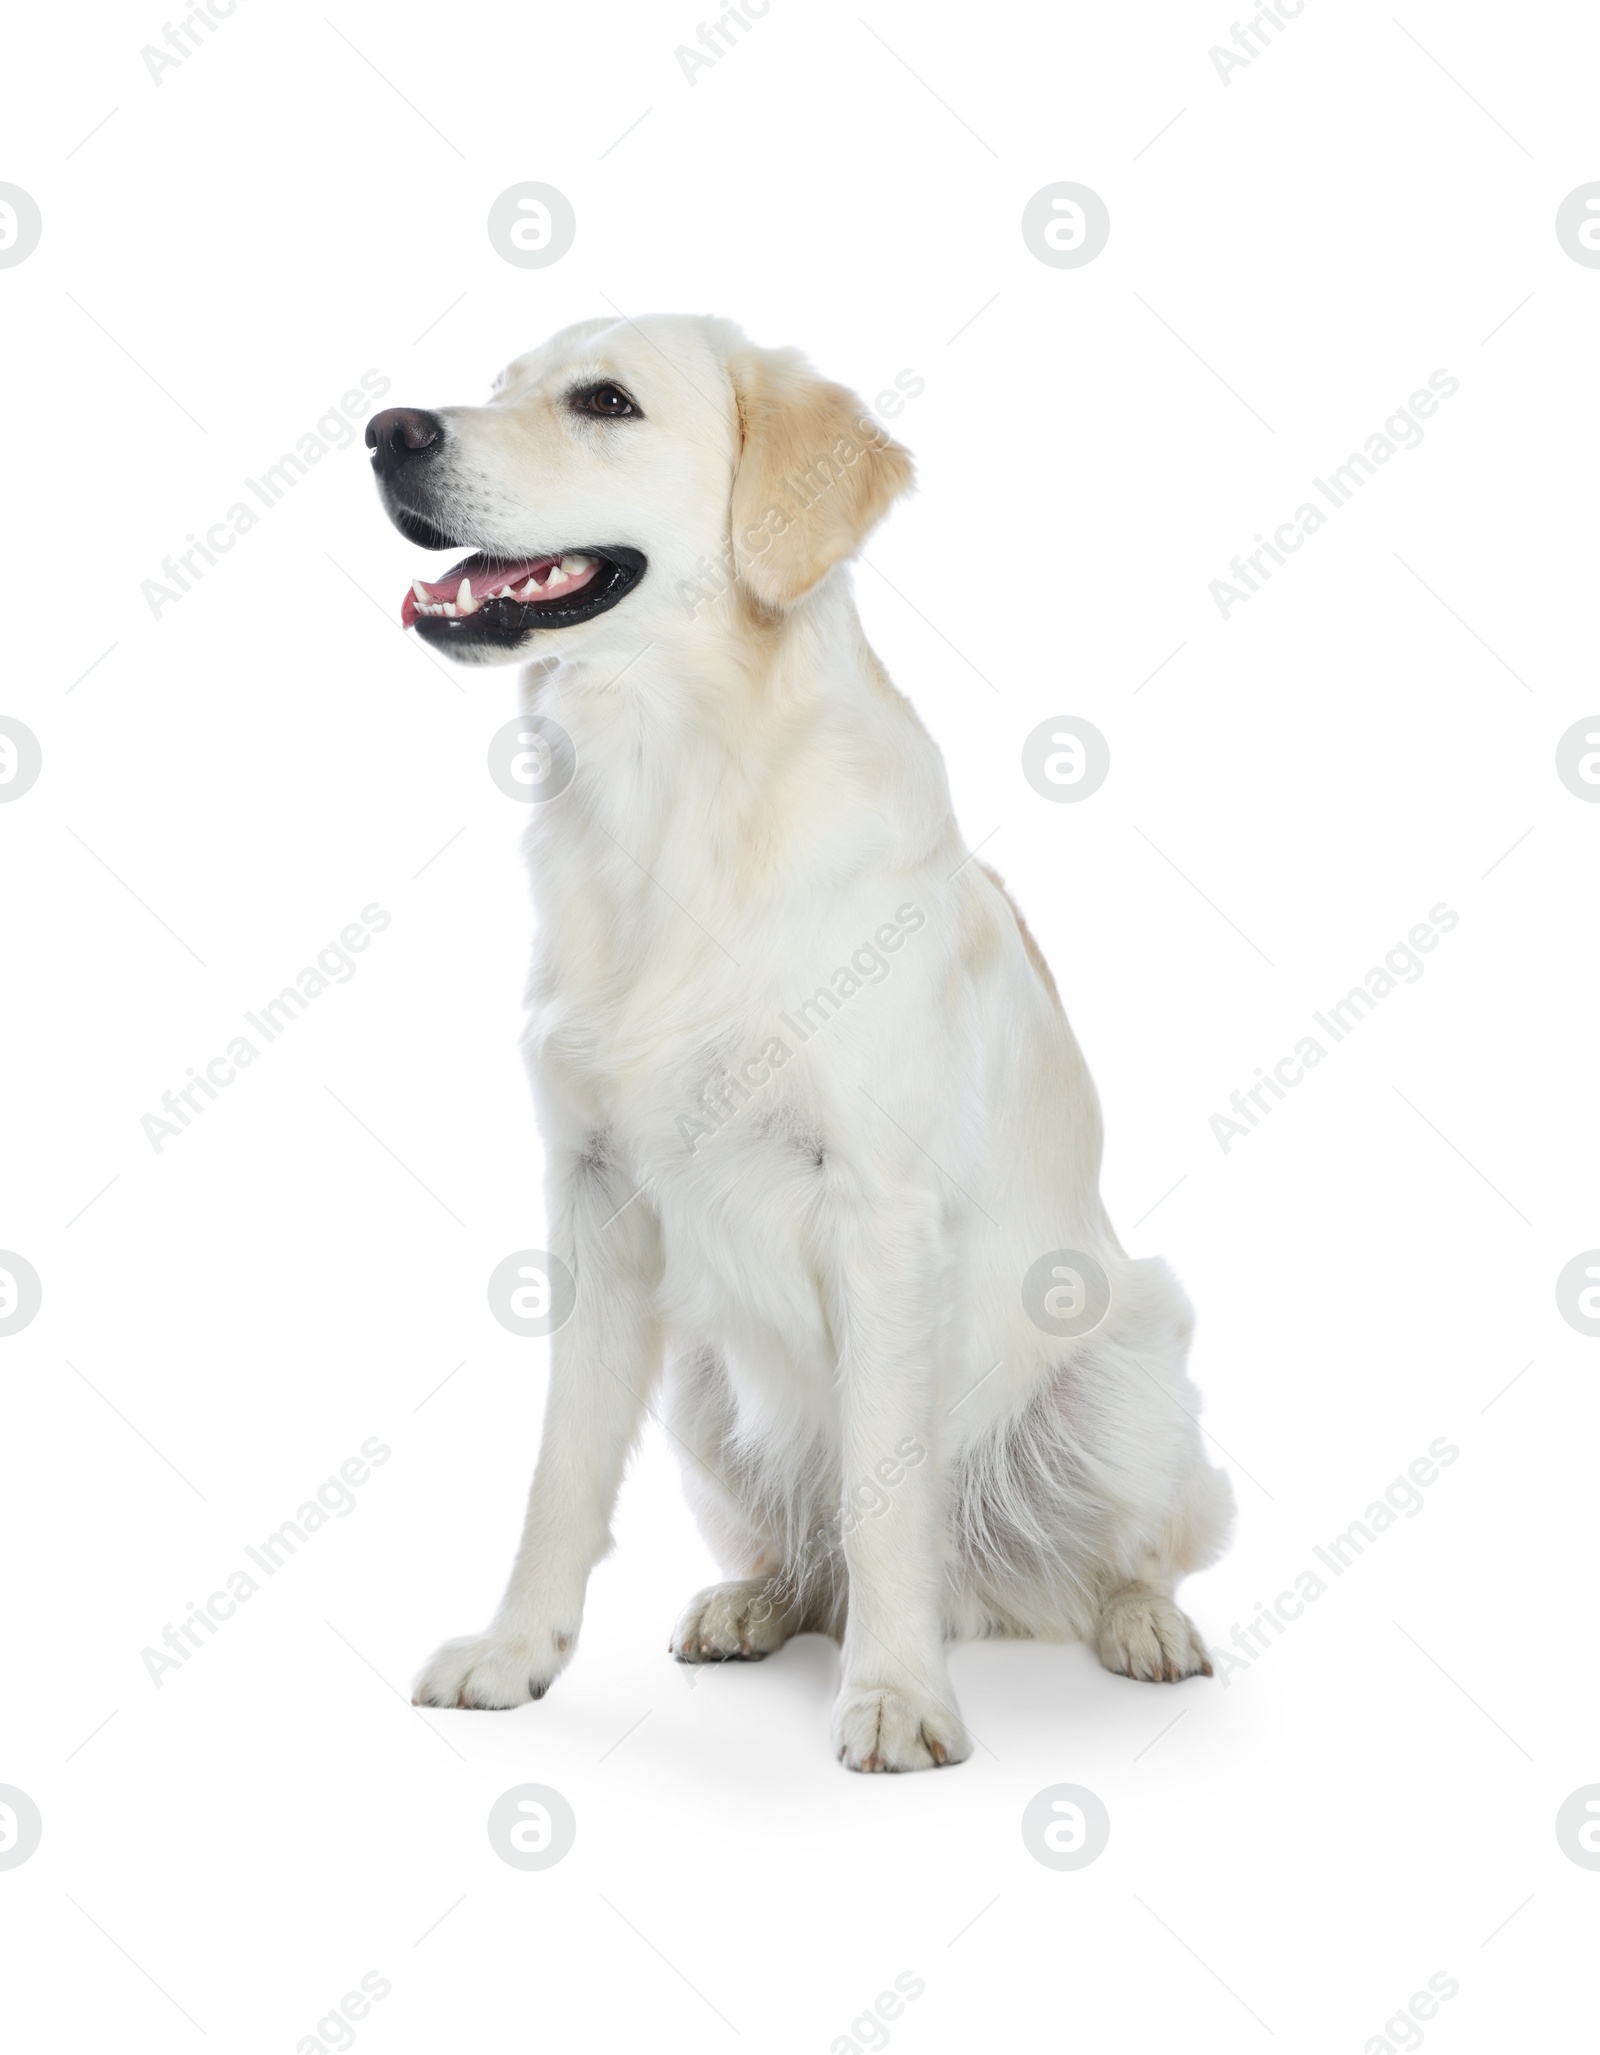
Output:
top-left (366, 315), bottom-right (1233, 1771)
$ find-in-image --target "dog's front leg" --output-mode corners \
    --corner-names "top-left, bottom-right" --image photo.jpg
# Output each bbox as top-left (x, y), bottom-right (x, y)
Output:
top-left (413, 1147), bottom-right (662, 1709)
top-left (829, 1209), bottom-right (972, 1772)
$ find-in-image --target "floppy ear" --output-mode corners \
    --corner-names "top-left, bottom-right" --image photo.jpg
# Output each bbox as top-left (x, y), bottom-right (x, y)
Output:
top-left (726, 344), bottom-right (914, 610)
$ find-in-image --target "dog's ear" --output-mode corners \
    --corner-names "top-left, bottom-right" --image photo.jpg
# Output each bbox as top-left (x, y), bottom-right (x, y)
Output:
top-left (725, 344), bottom-right (913, 610)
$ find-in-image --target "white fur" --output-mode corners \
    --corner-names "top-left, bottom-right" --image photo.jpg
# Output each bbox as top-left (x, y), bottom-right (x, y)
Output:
top-left (402, 315), bottom-right (1235, 1770)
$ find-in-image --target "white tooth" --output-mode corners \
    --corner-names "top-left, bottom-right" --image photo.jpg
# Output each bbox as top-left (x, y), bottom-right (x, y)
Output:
top-left (456, 578), bottom-right (478, 614)
top-left (413, 580), bottom-right (430, 603)
top-left (560, 554), bottom-right (588, 574)
top-left (545, 567), bottom-right (568, 588)
top-left (517, 579), bottom-right (539, 599)
top-left (443, 602), bottom-right (457, 616)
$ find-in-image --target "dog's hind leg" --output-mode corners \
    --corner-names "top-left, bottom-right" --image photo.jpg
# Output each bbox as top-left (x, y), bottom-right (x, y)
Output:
top-left (662, 1345), bottom-right (844, 1662)
top-left (1095, 1400), bottom-right (1235, 1684)
top-left (952, 1262), bottom-right (1234, 1680)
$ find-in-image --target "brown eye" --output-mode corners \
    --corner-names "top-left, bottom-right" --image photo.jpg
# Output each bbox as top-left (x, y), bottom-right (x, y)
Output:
top-left (572, 382), bottom-right (639, 418)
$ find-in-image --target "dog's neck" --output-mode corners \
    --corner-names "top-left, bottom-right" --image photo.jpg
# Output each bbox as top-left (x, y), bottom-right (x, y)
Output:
top-left (534, 564), bottom-right (866, 718)
top-left (516, 568), bottom-right (958, 987)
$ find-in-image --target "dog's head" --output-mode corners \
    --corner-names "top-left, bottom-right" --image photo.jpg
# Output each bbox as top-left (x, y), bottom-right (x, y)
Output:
top-left (366, 315), bottom-right (913, 664)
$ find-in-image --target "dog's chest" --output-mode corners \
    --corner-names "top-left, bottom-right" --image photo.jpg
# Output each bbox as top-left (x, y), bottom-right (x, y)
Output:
top-left (549, 962), bottom-right (839, 1350)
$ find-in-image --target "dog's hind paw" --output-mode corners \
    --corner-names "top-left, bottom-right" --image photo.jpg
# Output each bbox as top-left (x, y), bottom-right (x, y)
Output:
top-left (670, 1578), bottom-right (799, 1662)
top-left (1095, 1582), bottom-right (1212, 1683)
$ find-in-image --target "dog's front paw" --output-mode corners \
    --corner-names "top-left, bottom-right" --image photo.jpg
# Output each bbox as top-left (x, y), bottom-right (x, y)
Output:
top-left (412, 1625), bottom-right (573, 1709)
top-left (832, 1684), bottom-right (972, 1773)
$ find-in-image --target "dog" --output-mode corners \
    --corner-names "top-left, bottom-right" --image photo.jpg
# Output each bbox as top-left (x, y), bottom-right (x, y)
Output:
top-left (366, 315), bottom-right (1234, 1771)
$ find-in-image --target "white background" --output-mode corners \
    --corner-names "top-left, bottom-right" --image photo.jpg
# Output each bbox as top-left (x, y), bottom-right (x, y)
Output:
top-left (2, 1), bottom-right (1596, 2048)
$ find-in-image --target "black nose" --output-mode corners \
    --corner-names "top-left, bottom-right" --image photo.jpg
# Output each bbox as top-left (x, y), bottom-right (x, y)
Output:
top-left (365, 407), bottom-right (443, 477)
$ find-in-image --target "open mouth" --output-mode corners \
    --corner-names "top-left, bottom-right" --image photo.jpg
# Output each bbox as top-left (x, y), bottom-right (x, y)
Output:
top-left (399, 546), bottom-right (646, 652)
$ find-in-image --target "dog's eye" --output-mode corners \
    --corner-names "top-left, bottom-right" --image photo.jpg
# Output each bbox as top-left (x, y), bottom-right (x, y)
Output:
top-left (571, 382), bottom-right (639, 419)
